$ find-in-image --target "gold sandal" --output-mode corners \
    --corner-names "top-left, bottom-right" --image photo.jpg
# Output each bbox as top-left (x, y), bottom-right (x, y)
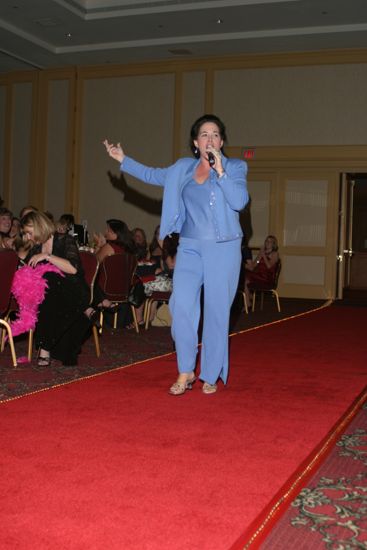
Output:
top-left (202, 382), bottom-right (217, 394)
top-left (169, 374), bottom-right (197, 396)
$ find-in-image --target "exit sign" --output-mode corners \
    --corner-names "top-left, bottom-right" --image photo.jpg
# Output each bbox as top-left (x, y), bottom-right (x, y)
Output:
top-left (243, 148), bottom-right (256, 160)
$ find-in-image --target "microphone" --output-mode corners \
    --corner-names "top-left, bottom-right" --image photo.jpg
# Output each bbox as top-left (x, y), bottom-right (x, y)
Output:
top-left (208, 152), bottom-right (215, 167)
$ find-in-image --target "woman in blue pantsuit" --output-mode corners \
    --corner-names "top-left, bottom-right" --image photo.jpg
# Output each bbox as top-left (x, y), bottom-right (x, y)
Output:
top-left (104, 114), bottom-right (248, 395)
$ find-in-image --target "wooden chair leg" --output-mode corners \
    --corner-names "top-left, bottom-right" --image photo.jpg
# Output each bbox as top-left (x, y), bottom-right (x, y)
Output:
top-left (0, 326), bottom-right (5, 352)
top-left (0, 319), bottom-right (17, 367)
top-left (143, 300), bottom-right (148, 323)
top-left (92, 325), bottom-right (101, 357)
top-left (145, 300), bottom-right (153, 330)
top-left (252, 291), bottom-right (256, 312)
top-left (273, 291), bottom-right (281, 312)
top-left (27, 329), bottom-right (33, 361)
top-left (130, 305), bottom-right (140, 333)
top-left (99, 311), bottom-right (104, 334)
top-left (241, 292), bottom-right (248, 314)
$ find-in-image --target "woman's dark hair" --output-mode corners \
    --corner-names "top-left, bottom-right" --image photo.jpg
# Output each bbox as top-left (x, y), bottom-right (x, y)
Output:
top-left (59, 213), bottom-right (75, 227)
top-left (0, 207), bottom-right (13, 219)
top-left (189, 114), bottom-right (227, 158)
top-left (106, 218), bottom-right (135, 253)
top-left (149, 224), bottom-right (161, 255)
top-left (132, 227), bottom-right (148, 261)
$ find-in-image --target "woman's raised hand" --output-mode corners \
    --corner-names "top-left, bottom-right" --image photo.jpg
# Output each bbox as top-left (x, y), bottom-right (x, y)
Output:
top-left (103, 139), bottom-right (124, 163)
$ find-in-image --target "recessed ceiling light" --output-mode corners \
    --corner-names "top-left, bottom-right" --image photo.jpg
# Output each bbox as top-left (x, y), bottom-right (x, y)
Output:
top-left (65, 32), bottom-right (72, 38)
top-left (216, 18), bottom-right (223, 24)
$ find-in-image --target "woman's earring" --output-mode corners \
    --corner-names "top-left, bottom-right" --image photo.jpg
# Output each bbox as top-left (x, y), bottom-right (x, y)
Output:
top-left (194, 147), bottom-right (198, 155)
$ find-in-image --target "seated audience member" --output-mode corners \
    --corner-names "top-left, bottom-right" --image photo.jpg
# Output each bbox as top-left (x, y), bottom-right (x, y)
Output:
top-left (10, 217), bottom-right (21, 238)
top-left (133, 227), bottom-right (158, 280)
top-left (148, 225), bottom-right (163, 268)
top-left (0, 207), bottom-right (12, 236)
top-left (0, 207), bottom-right (13, 249)
top-left (58, 213), bottom-right (88, 246)
top-left (1, 215), bottom-right (21, 250)
top-left (94, 219), bottom-right (135, 263)
top-left (19, 211), bottom-right (92, 366)
top-left (56, 216), bottom-right (69, 235)
top-left (244, 235), bottom-right (279, 307)
top-left (92, 219), bottom-right (136, 312)
top-left (132, 227), bottom-right (149, 263)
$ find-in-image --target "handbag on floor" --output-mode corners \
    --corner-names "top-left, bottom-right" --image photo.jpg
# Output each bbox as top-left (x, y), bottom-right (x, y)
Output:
top-left (151, 303), bottom-right (172, 327)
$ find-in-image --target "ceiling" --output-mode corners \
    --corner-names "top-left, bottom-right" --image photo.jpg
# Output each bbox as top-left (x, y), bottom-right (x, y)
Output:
top-left (1, 0), bottom-right (367, 74)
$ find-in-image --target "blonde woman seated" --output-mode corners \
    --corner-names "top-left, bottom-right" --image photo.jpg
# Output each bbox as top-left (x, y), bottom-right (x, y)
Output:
top-left (20, 211), bottom-right (91, 366)
top-left (244, 235), bottom-right (279, 307)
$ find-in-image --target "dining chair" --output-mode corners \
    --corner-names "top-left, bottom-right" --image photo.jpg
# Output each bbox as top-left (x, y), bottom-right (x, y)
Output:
top-left (79, 250), bottom-right (101, 357)
top-left (98, 252), bottom-right (139, 332)
top-left (249, 260), bottom-right (282, 312)
top-left (239, 291), bottom-right (249, 315)
top-left (0, 249), bottom-right (19, 367)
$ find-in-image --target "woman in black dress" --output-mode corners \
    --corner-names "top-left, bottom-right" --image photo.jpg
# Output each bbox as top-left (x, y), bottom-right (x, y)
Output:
top-left (21, 211), bottom-right (91, 366)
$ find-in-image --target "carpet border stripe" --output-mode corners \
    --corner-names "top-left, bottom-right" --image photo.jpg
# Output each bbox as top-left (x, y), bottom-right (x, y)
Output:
top-left (229, 383), bottom-right (367, 550)
top-left (229, 299), bottom-right (332, 339)
top-left (1, 300), bottom-right (331, 405)
top-left (0, 350), bottom-right (175, 404)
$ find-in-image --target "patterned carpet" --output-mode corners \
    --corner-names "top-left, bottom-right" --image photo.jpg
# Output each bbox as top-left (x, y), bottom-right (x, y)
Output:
top-left (260, 400), bottom-right (367, 549)
top-left (0, 297), bottom-right (324, 402)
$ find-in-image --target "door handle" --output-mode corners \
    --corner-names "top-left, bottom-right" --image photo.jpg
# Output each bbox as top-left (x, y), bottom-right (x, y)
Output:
top-left (343, 249), bottom-right (354, 257)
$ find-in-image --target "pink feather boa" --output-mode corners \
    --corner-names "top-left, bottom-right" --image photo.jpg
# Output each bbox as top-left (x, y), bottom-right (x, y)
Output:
top-left (10, 263), bottom-right (65, 337)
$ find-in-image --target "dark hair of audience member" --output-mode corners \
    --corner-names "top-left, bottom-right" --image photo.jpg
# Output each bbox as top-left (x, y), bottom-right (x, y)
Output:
top-left (106, 218), bottom-right (135, 254)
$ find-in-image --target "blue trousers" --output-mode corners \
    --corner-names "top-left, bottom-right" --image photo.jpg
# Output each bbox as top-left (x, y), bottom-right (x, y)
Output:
top-left (169, 237), bottom-right (242, 384)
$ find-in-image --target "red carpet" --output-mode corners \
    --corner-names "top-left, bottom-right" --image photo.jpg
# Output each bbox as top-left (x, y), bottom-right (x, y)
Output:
top-left (1, 305), bottom-right (366, 549)
top-left (258, 401), bottom-right (367, 549)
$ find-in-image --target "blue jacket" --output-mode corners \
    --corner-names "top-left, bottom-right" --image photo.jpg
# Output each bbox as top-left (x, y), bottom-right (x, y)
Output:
top-left (121, 155), bottom-right (248, 242)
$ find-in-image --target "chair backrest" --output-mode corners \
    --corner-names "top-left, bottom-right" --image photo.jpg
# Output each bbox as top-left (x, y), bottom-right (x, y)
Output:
top-left (0, 249), bottom-right (19, 314)
top-left (98, 252), bottom-right (137, 301)
top-left (79, 250), bottom-right (99, 304)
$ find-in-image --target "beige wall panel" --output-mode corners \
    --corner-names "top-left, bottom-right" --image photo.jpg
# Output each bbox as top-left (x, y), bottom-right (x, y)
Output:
top-left (10, 82), bottom-right (32, 215)
top-left (284, 179), bottom-right (328, 247)
top-left (0, 86), bottom-right (5, 199)
top-left (246, 179), bottom-right (271, 246)
top-left (180, 72), bottom-right (205, 156)
top-left (79, 74), bottom-right (174, 237)
top-left (283, 255), bottom-right (325, 286)
top-left (46, 80), bottom-right (70, 219)
top-left (214, 64), bottom-right (367, 146)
